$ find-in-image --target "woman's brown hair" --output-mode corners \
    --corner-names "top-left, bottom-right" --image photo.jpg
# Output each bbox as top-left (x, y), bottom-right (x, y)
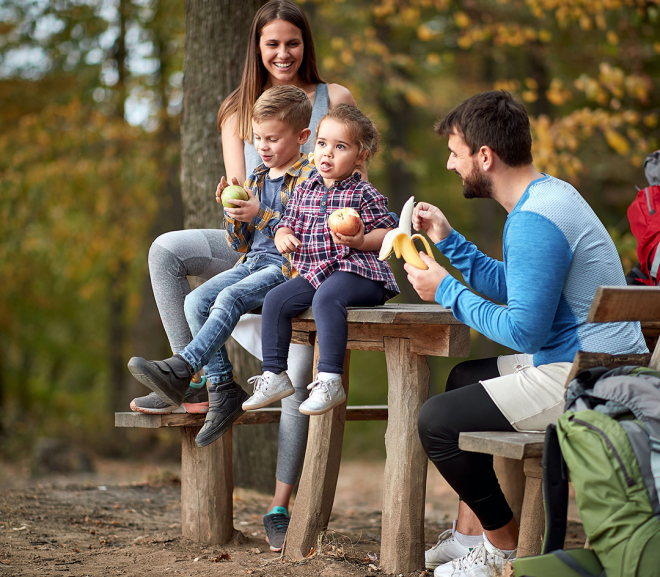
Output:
top-left (217, 0), bottom-right (324, 142)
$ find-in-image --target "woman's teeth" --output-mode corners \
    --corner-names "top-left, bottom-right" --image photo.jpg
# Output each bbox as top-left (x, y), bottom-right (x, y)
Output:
top-left (274, 62), bottom-right (292, 69)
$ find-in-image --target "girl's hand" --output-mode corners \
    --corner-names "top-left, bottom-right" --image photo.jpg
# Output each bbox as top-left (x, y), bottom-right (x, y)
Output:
top-left (331, 221), bottom-right (365, 249)
top-left (276, 233), bottom-right (301, 254)
top-left (223, 187), bottom-right (260, 223)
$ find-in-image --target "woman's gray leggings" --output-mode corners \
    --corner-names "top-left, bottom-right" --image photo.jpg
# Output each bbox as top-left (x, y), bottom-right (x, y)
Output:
top-left (149, 229), bottom-right (313, 486)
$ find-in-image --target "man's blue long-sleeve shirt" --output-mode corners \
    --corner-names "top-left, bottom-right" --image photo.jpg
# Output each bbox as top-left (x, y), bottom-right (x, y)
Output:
top-left (434, 174), bottom-right (647, 366)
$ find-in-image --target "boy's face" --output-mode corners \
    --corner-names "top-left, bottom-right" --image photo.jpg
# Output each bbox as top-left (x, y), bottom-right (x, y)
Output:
top-left (252, 119), bottom-right (309, 175)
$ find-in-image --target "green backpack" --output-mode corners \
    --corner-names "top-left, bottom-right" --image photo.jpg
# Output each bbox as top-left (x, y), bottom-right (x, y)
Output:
top-left (514, 366), bottom-right (660, 577)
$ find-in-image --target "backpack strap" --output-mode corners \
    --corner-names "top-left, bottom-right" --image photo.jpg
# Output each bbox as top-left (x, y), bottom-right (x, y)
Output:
top-left (542, 424), bottom-right (569, 554)
top-left (650, 436), bottom-right (660, 495)
top-left (552, 550), bottom-right (605, 577)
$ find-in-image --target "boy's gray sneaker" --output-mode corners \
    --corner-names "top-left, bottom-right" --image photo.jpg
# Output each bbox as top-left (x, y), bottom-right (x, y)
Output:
top-left (195, 382), bottom-right (250, 448)
top-left (426, 520), bottom-right (478, 569)
top-left (130, 386), bottom-right (209, 415)
top-left (298, 376), bottom-right (346, 416)
top-left (127, 354), bottom-right (193, 406)
top-left (242, 371), bottom-right (295, 410)
top-left (263, 506), bottom-right (289, 552)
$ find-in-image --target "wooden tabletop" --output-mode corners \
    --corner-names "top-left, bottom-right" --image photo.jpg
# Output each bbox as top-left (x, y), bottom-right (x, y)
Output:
top-left (295, 303), bottom-right (463, 325)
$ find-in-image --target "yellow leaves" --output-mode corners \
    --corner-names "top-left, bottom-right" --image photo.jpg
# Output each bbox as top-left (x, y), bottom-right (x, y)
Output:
top-left (426, 52), bottom-right (441, 65)
top-left (606, 31), bottom-right (619, 45)
top-left (404, 86), bottom-right (428, 107)
top-left (604, 129), bottom-right (630, 155)
top-left (454, 12), bottom-right (471, 28)
top-left (546, 78), bottom-right (573, 106)
top-left (417, 24), bottom-right (436, 41)
top-left (643, 114), bottom-right (659, 128)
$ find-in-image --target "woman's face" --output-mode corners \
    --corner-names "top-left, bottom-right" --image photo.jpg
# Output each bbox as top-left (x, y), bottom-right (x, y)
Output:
top-left (258, 19), bottom-right (305, 85)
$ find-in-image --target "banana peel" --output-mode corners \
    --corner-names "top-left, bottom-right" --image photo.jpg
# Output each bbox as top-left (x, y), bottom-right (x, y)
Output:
top-left (379, 196), bottom-right (435, 270)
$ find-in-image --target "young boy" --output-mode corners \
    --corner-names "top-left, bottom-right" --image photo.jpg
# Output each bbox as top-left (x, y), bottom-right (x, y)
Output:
top-left (127, 85), bottom-right (314, 448)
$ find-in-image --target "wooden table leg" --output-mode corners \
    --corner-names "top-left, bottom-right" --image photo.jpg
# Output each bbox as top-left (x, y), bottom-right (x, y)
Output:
top-left (283, 344), bottom-right (351, 560)
top-left (380, 337), bottom-right (430, 574)
top-left (181, 426), bottom-right (235, 544)
top-left (517, 457), bottom-right (544, 557)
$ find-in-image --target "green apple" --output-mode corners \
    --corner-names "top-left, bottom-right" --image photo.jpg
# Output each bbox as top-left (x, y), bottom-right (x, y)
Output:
top-left (221, 185), bottom-right (249, 208)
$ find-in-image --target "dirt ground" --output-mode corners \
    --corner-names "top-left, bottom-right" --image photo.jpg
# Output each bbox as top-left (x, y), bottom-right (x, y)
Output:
top-left (0, 459), bottom-right (586, 577)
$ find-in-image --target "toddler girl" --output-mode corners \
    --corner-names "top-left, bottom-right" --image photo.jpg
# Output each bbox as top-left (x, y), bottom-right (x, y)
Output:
top-left (242, 104), bottom-right (399, 415)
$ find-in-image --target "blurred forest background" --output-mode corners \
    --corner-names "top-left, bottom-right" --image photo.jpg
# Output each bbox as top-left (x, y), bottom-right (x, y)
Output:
top-left (0, 0), bottom-right (658, 486)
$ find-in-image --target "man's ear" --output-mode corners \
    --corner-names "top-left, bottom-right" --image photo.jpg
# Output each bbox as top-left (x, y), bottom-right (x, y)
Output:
top-left (298, 127), bottom-right (312, 145)
top-left (479, 145), bottom-right (495, 172)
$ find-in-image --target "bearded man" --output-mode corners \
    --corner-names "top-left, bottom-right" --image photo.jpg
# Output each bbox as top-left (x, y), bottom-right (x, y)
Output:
top-left (406, 90), bottom-right (647, 577)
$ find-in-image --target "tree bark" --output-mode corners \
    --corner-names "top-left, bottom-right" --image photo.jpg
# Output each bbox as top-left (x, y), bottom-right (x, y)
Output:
top-left (181, 0), bottom-right (275, 492)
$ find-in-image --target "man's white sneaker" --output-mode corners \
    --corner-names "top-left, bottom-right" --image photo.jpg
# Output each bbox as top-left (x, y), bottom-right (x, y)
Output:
top-left (298, 376), bottom-right (346, 415)
top-left (242, 371), bottom-right (295, 410)
top-left (426, 520), bottom-right (480, 569)
top-left (433, 533), bottom-right (515, 577)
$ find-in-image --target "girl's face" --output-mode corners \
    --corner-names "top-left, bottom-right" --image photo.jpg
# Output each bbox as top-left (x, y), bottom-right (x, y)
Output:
top-left (258, 19), bottom-right (304, 86)
top-left (314, 118), bottom-right (365, 185)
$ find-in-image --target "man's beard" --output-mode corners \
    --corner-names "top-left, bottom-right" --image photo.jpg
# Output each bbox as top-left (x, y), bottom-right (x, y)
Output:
top-left (461, 161), bottom-right (493, 199)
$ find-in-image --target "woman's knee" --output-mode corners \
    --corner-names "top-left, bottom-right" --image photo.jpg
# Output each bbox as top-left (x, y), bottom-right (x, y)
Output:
top-left (418, 394), bottom-right (461, 456)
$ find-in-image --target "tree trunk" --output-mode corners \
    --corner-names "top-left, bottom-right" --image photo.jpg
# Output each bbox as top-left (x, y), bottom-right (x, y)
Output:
top-left (181, 0), bottom-right (276, 492)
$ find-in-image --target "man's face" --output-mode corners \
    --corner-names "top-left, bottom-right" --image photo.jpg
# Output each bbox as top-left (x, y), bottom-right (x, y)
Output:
top-left (447, 132), bottom-right (493, 200)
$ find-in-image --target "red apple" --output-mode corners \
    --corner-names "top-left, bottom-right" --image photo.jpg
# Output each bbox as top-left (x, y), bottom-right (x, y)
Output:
top-left (328, 207), bottom-right (362, 236)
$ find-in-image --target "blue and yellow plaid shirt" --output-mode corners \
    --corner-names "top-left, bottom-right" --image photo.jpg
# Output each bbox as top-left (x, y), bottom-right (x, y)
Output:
top-left (224, 154), bottom-right (314, 279)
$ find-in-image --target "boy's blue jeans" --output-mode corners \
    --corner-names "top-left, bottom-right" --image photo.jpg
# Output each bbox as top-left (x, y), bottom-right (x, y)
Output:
top-left (179, 253), bottom-right (286, 385)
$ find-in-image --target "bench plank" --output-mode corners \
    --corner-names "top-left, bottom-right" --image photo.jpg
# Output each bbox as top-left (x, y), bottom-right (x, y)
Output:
top-left (587, 286), bottom-right (660, 323)
top-left (458, 431), bottom-right (545, 460)
top-left (296, 303), bottom-right (465, 325)
top-left (115, 405), bottom-right (388, 429)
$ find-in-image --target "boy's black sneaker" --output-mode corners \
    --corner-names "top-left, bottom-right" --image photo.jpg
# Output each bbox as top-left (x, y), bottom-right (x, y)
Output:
top-left (127, 354), bottom-right (193, 407)
top-left (263, 506), bottom-right (290, 552)
top-left (195, 382), bottom-right (249, 448)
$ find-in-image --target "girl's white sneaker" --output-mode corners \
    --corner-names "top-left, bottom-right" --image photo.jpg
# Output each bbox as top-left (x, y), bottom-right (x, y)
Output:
top-left (298, 376), bottom-right (346, 415)
top-left (242, 371), bottom-right (295, 410)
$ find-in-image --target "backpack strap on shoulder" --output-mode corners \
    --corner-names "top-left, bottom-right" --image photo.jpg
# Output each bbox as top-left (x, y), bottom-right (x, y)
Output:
top-left (542, 424), bottom-right (569, 554)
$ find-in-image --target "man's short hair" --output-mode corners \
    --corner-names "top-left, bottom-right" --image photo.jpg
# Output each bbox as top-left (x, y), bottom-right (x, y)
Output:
top-left (252, 85), bottom-right (312, 133)
top-left (435, 90), bottom-right (533, 167)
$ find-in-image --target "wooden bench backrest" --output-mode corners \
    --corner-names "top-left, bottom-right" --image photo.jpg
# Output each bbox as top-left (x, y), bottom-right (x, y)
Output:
top-left (564, 286), bottom-right (660, 384)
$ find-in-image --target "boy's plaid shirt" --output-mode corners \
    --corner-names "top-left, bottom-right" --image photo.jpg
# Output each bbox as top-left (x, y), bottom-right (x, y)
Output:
top-left (224, 154), bottom-right (314, 279)
top-left (276, 171), bottom-right (400, 300)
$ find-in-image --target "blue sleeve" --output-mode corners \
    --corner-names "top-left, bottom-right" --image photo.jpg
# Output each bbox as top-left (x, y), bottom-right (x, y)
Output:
top-left (436, 229), bottom-right (507, 303)
top-left (435, 213), bottom-right (572, 353)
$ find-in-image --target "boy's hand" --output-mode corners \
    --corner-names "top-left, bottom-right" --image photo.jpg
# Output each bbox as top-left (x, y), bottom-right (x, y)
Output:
top-left (276, 233), bottom-right (301, 254)
top-left (215, 176), bottom-right (239, 205)
top-left (412, 202), bottom-right (452, 244)
top-left (223, 187), bottom-right (260, 223)
top-left (331, 221), bottom-right (365, 249)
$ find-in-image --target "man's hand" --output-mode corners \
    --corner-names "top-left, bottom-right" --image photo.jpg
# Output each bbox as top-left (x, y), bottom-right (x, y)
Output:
top-left (412, 202), bottom-right (452, 244)
top-left (223, 187), bottom-right (260, 223)
top-left (331, 221), bottom-right (365, 249)
top-left (275, 233), bottom-right (301, 254)
top-left (404, 252), bottom-right (450, 301)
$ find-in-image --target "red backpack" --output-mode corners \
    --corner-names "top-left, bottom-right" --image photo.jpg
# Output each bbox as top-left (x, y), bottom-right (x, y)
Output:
top-left (627, 151), bottom-right (660, 286)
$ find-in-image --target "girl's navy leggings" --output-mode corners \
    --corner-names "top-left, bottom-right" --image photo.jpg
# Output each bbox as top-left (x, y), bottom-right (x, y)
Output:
top-left (418, 357), bottom-right (516, 531)
top-left (261, 272), bottom-right (386, 375)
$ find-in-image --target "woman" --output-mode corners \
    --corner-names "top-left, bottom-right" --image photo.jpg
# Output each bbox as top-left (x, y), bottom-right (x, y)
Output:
top-left (131, 0), bottom-right (357, 553)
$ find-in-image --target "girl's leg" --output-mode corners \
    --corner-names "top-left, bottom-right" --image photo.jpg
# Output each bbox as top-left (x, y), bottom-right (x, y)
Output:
top-left (149, 229), bottom-right (239, 353)
top-left (311, 272), bottom-right (386, 374)
top-left (261, 276), bottom-right (317, 374)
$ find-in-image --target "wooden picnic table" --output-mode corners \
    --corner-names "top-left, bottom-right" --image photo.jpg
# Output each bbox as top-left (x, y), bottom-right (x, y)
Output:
top-left (283, 303), bottom-right (470, 574)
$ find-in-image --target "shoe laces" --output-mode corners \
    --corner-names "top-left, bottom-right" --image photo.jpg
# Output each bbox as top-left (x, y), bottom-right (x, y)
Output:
top-left (431, 527), bottom-right (455, 550)
top-left (248, 373), bottom-right (270, 395)
top-left (452, 542), bottom-right (499, 571)
top-left (307, 378), bottom-right (335, 400)
top-left (265, 512), bottom-right (289, 531)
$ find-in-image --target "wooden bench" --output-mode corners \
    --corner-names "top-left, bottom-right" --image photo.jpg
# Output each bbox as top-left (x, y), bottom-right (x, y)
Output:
top-left (116, 303), bottom-right (470, 574)
top-left (115, 406), bottom-right (387, 544)
top-left (458, 285), bottom-right (660, 557)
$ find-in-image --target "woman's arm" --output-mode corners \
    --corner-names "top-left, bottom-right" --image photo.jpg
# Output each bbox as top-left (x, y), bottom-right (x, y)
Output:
top-left (221, 113), bottom-right (247, 184)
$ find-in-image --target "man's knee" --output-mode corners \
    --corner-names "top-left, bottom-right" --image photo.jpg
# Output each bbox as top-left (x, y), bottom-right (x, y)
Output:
top-left (418, 394), bottom-right (463, 461)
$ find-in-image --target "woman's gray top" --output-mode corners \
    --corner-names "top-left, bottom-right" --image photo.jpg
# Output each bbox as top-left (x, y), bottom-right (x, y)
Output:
top-left (243, 83), bottom-right (329, 178)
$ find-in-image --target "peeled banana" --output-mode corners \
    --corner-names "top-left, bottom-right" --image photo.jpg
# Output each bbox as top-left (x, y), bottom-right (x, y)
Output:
top-left (379, 196), bottom-right (435, 270)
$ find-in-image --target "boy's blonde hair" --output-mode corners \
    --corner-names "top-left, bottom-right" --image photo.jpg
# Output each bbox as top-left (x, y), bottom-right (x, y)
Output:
top-left (252, 85), bottom-right (312, 133)
top-left (319, 104), bottom-right (380, 161)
